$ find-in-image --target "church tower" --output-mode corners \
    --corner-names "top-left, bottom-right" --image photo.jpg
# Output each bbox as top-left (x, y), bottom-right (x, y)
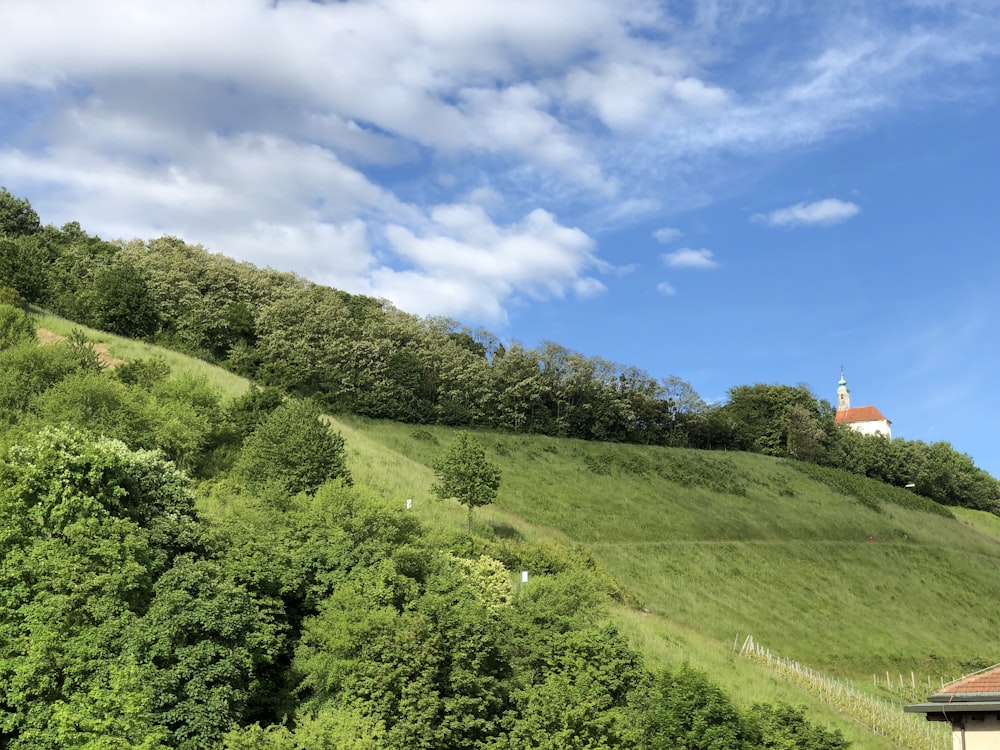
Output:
top-left (834, 370), bottom-right (891, 438)
top-left (836, 369), bottom-right (850, 412)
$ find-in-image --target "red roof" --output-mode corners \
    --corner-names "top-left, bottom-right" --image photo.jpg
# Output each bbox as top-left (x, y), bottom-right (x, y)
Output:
top-left (939, 665), bottom-right (1000, 696)
top-left (835, 405), bottom-right (889, 424)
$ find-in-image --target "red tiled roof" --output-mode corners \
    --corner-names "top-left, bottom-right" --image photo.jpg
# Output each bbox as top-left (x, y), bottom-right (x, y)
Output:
top-left (835, 405), bottom-right (889, 424)
top-left (940, 665), bottom-right (1000, 696)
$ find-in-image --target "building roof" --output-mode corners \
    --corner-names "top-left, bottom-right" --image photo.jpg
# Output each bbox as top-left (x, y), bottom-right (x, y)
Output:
top-left (939, 666), bottom-right (1000, 697)
top-left (835, 405), bottom-right (889, 425)
top-left (905, 664), bottom-right (1000, 718)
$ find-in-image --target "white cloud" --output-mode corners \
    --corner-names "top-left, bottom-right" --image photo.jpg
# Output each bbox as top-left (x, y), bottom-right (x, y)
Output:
top-left (0, 0), bottom-right (996, 322)
top-left (752, 198), bottom-right (861, 227)
top-left (663, 248), bottom-right (718, 269)
top-left (609, 198), bottom-right (661, 221)
top-left (379, 205), bottom-right (604, 319)
top-left (657, 281), bottom-right (677, 295)
top-left (653, 227), bottom-right (682, 243)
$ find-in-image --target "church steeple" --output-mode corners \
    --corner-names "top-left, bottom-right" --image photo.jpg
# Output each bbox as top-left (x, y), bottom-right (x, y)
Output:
top-left (837, 368), bottom-right (851, 411)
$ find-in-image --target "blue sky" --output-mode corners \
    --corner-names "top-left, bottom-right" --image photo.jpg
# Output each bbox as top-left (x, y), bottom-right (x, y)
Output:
top-left (1, 1), bottom-right (998, 476)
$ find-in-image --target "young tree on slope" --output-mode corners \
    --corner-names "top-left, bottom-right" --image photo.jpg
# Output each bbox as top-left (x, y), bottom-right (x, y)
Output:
top-left (432, 431), bottom-right (501, 534)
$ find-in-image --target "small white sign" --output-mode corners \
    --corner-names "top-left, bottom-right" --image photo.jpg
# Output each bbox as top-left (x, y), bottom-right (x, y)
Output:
top-left (405, 498), bottom-right (412, 510)
top-left (520, 570), bottom-right (529, 583)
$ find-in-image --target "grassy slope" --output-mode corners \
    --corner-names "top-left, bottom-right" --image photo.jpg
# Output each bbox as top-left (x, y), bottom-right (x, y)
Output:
top-left (47, 321), bottom-right (991, 748)
top-left (335, 418), bottom-right (999, 749)
top-left (343, 418), bottom-right (1000, 677)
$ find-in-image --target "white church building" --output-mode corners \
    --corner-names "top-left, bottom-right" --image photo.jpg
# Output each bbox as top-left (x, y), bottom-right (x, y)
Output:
top-left (834, 372), bottom-right (891, 438)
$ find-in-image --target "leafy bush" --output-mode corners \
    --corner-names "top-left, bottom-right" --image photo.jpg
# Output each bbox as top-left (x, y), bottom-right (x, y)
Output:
top-left (233, 398), bottom-right (351, 498)
top-left (791, 461), bottom-right (953, 518)
top-left (0, 303), bottom-right (35, 350)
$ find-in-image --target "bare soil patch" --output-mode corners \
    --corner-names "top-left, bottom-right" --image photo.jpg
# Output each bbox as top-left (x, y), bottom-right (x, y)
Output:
top-left (35, 327), bottom-right (126, 370)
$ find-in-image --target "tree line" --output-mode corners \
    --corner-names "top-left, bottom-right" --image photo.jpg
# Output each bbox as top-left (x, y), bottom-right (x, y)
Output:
top-left (2, 186), bottom-right (997, 514)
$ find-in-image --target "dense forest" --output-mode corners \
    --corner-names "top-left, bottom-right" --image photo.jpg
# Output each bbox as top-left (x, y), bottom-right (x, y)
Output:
top-left (0, 186), bottom-right (992, 747)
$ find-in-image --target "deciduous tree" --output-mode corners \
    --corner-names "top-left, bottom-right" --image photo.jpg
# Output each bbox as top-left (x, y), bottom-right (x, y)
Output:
top-left (432, 431), bottom-right (501, 533)
top-left (0, 188), bottom-right (40, 236)
top-left (233, 398), bottom-right (351, 499)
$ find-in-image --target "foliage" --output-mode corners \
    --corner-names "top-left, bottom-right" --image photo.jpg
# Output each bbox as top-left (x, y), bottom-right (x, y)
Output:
top-left (129, 555), bottom-right (286, 750)
top-left (0, 235), bottom-right (50, 302)
top-left (222, 708), bottom-right (386, 749)
top-left (115, 356), bottom-right (172, 389)
top-left (789, 460), bottom-right (954, 517)
top-left (225, 384), bottom-right (286, 439)
top-left (433, 431), bottom-right (502, 532)
top-left (0, 340), bottom-right (96, 423)
top-left (821, 425), bottom-right (1000, 513)
top-left (0, 303), bottom-right (36, 350)
top-left (29, 372), bottom-right (156, 448)
top-left (745, 702), bottom-right (849, 750)
top-left (641, 664), bottom-right (749, 749)
top-left (232, 398), bottom-right (351, 497)
top-left (0, 286), bottom-right (28, 309)
top-left (501, 572), bottom-right (647, 749)
top-left (0, 187), bottom-right (41, 236)
top-left (0, 428), bottom-right (199, 749)
top-left (91, 262), bottom-right (161, 338)
top-left (720, 383), bottom-right (829, 458)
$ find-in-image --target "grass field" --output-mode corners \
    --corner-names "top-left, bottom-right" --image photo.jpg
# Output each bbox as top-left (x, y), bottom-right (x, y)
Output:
top-left (336, 417), bottom-right (1000, 679)
top-left (30, 310), bottom-right (251, 400)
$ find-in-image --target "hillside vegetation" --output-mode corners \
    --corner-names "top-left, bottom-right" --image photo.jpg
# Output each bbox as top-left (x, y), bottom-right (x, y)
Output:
top-left (4, 189), bottom-right (994, 748)
top-left (339, 417), bottom-right (1000, 676)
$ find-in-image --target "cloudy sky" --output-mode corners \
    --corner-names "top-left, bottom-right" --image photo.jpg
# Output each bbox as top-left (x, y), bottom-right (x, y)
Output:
top-left (2, 0), bottom-right (999, 476)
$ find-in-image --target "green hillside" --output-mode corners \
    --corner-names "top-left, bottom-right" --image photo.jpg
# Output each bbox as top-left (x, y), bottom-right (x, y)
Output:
top-left (10, 313), bottom-right (986, 748)
top-left (329, 415), bottom-right (1000, 748)
top-left (337, 416), bottom-right (1000, 679)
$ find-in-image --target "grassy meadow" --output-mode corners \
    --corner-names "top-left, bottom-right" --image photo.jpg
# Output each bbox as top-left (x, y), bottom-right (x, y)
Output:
top-left (339, 418), bottom-right (1000, 682)
top-left (30, 310), bottom-right (252, 400)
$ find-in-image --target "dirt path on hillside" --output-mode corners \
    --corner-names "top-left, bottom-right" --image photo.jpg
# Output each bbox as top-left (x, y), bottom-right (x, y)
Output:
top-left (35, 327), bottom-right (126, 370)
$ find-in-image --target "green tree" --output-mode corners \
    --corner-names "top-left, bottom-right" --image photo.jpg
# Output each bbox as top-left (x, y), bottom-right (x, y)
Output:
top-left (433, 431), bottom-right (501, 533)
top-left (744, 702), bottom-right (849, 750)
top-left (0, 428), bottom-right (199, 749)
top-left (0, 286), bottom-right (27, 309)
top-left (489, 343), bottom-right (550, 433)
top-left (91, 262), bottom-right (161, 338)
top-left (129, 556), bottom-right (286, 750)
top-left (232, 398), bottom-right (351, 498)
top-left (42, 226), bottom-right (120, 322)
top-left (0, 235), bottom-right (50, 302)
top-left (28, 372), bottom-right (155, 450)
top-left (0, 188), bottom-right (41, 236)
top-left (0, 303), bottom-right (36, 350)
top-left (224, 385), bottom-right (286, 440)
top-left (641, 664), bottom-right (747, 750)
top-left (254, 286), bottom-right (358, 398)
top-left (0, 340), bottom-right (96, 425)
top-left (722, 383), bottom-right (827, 459)
top-left (294, 555), bottom-right (511, 750)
